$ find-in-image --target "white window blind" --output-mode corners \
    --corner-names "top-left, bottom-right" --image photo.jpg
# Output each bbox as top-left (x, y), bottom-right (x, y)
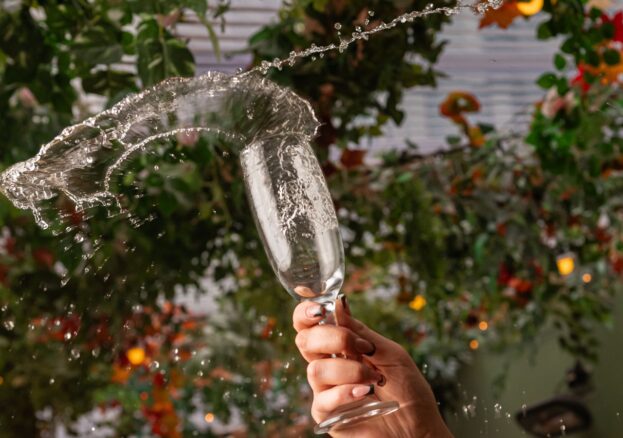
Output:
top-left (179, 0), bottom-right (621, 152)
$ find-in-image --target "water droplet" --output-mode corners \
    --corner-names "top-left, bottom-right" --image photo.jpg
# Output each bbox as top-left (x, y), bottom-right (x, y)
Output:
top-left (494, 403), bottom-right (502, 418)
top-left (3, 320), bottom-right (14, 331)
top-left (334, 23), bottom-right (342, 30)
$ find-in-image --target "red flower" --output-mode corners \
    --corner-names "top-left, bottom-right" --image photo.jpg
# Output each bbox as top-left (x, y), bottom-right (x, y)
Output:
top-left (497, 263), bottom-right (512, 286)
top-left (611, 254), bottom-right (623, 273)
top-left (602, 11), bottom-right (623, 43)
top-left (32, 248), bottom-right (54, 268)
top-left (508, 277), bottom-right (533, 294)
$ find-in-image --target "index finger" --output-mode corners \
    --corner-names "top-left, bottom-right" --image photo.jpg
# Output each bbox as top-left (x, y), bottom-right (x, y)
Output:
top-left (293, 301), bottom-right (326, 332)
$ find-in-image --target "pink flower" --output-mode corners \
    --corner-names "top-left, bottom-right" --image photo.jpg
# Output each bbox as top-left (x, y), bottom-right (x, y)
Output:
top-left (17, 87), bottom-right (38, 108)
top-left (541, 88), bottom-right (576, 119)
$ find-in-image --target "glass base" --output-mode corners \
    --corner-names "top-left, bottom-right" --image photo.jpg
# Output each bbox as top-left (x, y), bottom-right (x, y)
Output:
top-left (313, 399), bottom-right (400, 435)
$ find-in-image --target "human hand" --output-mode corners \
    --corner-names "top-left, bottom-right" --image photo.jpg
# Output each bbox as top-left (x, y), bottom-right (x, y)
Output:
top-left (293, 297), bottom-right (454, 438)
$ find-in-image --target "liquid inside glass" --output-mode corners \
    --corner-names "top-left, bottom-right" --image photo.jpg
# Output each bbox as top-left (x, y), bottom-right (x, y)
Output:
top-left (241, 134), bottom-right (344, 301)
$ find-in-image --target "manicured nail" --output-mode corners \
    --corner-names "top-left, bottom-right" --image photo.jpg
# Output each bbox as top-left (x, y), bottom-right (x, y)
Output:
top-left (306, 304), bottom-right (324, 319)
top-left (354, 338), bottom-right (375, 356)
top-left (352, 384), bottom-right (374, 398)
top-left (341, 295), bottom-right (351, 316)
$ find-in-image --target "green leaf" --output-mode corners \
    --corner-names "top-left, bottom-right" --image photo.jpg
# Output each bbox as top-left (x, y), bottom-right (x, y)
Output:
top-left (71, 26), bottom-right (123, 65)
top-left (556, 77), bottom-right (569, 95)
top-left (603, 49), bottom-right (621, 66)
top-left (537, 22), bottom-right (552, 40)
top-left (601, 22), bottom-right (615, 40)
top-left (401, 63), bottom-right (425, 88)
top-left (185, 0), bottom-right (208, 17)
top-left (312, 0), bottom-right (329, 11)
top-left (561, 38), bottom-right (575, 54)
top-left (585, 49), bottom-right (600, 67)
top-left (474, 234), bottom-right (489, 265)
top-left (82, 70), bottom-right (137, 96)
top-left (136, 19), bottom-right (195, 87)
top-left (554, 53), bottom-right (566, 70)
top-left (396, 172), bottom-right (413, 183)
top-left (537, 72), bottom-right (557, 89)
top-left (447, 135), bottom-right (461, 145)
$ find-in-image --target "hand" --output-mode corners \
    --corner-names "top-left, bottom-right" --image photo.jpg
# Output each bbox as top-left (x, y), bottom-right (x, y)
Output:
top-left (293, 296), bottom-right (454, 438)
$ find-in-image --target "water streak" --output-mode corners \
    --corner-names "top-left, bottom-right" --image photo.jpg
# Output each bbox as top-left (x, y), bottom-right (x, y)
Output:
top-left (246, 0), bottom-right (504, 75)
top-left (0, 72), bottom-right (319, 229)
top-left (0, 0), bottom-right (503, 228)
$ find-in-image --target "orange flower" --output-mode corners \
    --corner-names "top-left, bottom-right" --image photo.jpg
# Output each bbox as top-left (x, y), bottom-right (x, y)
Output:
top-left (479, 1), bottom-right (521, 29)
top-left (439, 91), bottom-right (481, 122)
top-left (111, 363), bottom-right (131, 384)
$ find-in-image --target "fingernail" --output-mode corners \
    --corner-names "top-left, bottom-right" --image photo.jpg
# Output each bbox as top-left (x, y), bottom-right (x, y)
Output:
top-left (341, 295), bottom-right (351, 316)
top-left (306, 304), bottom-right (324, 319)
top-left (354, 338), bottom-right (375, 355)
top-left (352, 384), bottom-right (374, 398)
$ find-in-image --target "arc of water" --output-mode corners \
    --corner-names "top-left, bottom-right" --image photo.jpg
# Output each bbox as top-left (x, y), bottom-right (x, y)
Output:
top-left (245, 0), bottom-right (504, 75)
top-left (0, 0), bottom-right (505, 229)
top-left (0, 72), bottom-right (320, 229)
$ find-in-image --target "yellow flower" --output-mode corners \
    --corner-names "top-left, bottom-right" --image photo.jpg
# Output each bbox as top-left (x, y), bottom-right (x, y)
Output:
top-left (409, 295), bottom-right (427, 311)
top-left (516, 0), bottom-right (543, 16)
top-left (556, 254), bottom-right (575, 277)
top-left (126, 347), bottom-right (146, 366)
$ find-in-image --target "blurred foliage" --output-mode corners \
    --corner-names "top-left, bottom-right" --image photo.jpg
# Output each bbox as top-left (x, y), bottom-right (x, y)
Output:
top-left (0, 0), bottom-right (622, 436)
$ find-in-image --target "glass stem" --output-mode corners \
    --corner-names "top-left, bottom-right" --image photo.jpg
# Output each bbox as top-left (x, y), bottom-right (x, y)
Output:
top-left (318, 293), bottom-right (342, 327)
top-left (318, 294), bottom-right (344, 359)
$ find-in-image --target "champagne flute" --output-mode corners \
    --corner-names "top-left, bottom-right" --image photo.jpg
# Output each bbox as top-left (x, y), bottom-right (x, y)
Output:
top-left (241, 133), bottom-right (399, 434)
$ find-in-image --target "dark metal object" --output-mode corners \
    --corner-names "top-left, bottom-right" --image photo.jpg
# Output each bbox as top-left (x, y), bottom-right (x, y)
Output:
top-left (515, 362), bottom-right (593, 437)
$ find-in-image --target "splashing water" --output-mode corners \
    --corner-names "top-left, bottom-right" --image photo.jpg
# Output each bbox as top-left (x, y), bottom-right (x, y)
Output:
top-left (0, 72), bottom-right (319, 229)
top-left (0, 0), bottom-right (503, 227)
top-left (248, 0), bottom-right (504, 74)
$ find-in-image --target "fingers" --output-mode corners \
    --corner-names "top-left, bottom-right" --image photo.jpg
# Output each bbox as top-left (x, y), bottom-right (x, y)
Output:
top-left (295, 325), bottom-right (375, 362)
top-left (292, 300), bottom-right (325, 332)
top-left (307, 358), bottom-right (382, 393)
top-left (336, 297), bottom-right (411, 368)
top-left (311, 384), bottom-right (375, 422)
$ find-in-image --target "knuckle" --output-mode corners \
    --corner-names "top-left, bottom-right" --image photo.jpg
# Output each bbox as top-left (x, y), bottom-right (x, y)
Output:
top-left (307, 360), bottom-right (321, 381)
top-left (334, 328), bottom-right (350, 349)
top-left (310, 402), bottom-right (324, 422)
